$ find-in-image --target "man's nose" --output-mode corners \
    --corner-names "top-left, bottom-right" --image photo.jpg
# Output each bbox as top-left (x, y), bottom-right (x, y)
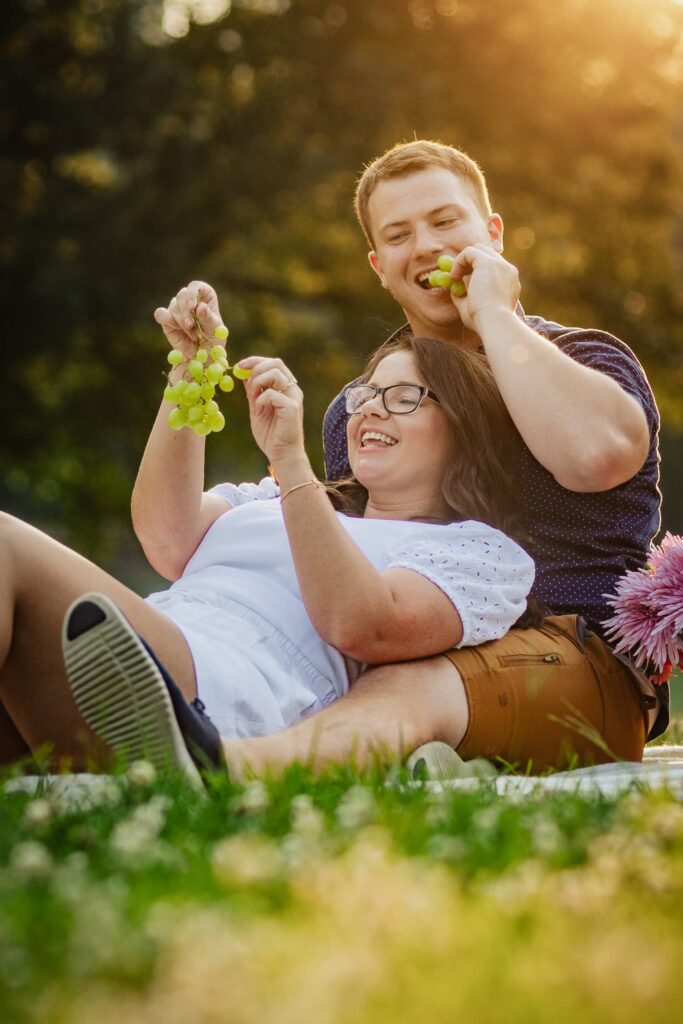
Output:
top-left (412, 223), bottom-right (441, 258)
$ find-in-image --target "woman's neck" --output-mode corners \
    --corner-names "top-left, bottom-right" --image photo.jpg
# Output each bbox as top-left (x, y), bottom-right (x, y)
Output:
top-left (363, 491), bottom-right (450, 522)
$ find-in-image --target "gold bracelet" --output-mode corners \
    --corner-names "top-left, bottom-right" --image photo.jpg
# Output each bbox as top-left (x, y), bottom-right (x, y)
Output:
top-left (279, 479), bottom-right (320, 502)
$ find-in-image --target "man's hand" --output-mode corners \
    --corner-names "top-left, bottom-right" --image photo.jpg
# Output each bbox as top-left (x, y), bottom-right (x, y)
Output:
top-left (447, 244), bottom-right (521, 333)
top-left (154, 281), bottom-right (224, 358)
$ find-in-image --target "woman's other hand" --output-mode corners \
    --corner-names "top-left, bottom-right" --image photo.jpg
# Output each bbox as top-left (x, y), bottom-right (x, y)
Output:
top-left (239, 356), bottom-right (304, 467)
top-left (154, 281), bottom-right (224, 360)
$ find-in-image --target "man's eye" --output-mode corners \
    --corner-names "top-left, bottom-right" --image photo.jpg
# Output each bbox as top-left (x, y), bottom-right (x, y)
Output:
top-left (437, 218), bottom-right (457, 228)
top-left (388, 233), bottom-right (407, 243)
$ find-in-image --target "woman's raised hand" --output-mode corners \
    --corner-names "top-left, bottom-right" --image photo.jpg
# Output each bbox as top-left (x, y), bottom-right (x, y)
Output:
top-left (238, 356), bottom-right (304, 467)
top-left (154, 281), bottom-right (224, 359)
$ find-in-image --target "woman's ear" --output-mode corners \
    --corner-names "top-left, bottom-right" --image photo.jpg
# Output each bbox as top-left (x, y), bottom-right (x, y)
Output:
top-left (487, 214), bottom-right (504, 253)
top-left (368, 251), bottom-right (388, 289)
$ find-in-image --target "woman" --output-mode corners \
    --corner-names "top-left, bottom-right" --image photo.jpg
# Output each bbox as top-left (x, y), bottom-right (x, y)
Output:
top-left (0, 285), bottom-right (534, 783)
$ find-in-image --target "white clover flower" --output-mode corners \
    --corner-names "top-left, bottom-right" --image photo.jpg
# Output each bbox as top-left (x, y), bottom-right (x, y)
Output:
top-left (290, 794), bottom-right (325, 838)
top-left (109, 795), bottom-right (171, 867)
top-left (233, 780), bottom-right (270, 815)
top-left (427, 834), bottom-right (467, 862)
top-left (470, 805), bottom-right (500, 833)
top-left (110, 820), bottom-right (153, 864)
top-left (336, 786), bottom-right (377, 830)
top-left (531, 817), bottom-right (563, 858)
top-left (22, 798), bottom-right (53, 828)
top-left (127, 759), bottom-right (157, 788)
top-left (211, 833), bottom-right (282, 886)
top-left (132, 794), bottom-right (171, 831)
top-left (10, 840), bottom-right (53, 880)
top-left (50, 775), bottom-right (123, 814)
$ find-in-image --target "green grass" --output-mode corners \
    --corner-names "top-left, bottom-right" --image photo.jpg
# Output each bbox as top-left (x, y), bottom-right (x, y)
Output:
top-left (1, 725), bottom-right (683, 1024)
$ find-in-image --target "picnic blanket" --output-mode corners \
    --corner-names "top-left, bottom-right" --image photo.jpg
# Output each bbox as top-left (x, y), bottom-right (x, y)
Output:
top-left (4, 746), bottom-right (683, 803)
top-left (432, 745), bottom-right (683, 797)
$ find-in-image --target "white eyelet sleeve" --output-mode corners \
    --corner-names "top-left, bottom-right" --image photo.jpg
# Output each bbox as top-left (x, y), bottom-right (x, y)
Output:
top-left (208, 477), bottom-right (280, 507)
top-left (386, 521), bottom-right (535, 647)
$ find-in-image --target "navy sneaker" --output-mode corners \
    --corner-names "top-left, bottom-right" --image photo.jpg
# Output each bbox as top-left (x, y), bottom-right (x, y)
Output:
top-left (62, 592), bottom-right (224, 788)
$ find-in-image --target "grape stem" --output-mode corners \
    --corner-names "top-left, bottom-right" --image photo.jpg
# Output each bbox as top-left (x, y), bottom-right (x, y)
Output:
top-left (192, 311), bottom-right (235, 372)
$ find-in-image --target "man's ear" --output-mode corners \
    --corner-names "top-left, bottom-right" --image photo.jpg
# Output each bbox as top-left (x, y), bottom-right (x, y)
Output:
top-left (487, 214), bottom-right (504, 253)
top-left (368, 250), bottom-right (388, 289)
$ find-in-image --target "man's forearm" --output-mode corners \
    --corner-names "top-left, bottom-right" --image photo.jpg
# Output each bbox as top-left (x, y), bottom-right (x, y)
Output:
top-left (477, 309), bottom-right (650, 491)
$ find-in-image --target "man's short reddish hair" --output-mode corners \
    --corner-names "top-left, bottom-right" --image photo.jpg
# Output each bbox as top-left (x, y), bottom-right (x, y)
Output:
top-left (354, 140), bottom-right (492, 247)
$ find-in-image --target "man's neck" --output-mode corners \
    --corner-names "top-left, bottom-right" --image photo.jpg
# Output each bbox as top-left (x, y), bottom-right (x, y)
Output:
top-left (405, 316), bottom-right (481, 351)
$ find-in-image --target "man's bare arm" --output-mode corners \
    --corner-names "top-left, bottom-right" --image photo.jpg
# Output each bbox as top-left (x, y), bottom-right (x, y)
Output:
top-left (451, 245), bottom-right (650, 491)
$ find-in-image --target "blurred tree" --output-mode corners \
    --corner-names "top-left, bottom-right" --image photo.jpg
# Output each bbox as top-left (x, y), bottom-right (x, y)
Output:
top-left (1, 0), bottom-right (682, 585)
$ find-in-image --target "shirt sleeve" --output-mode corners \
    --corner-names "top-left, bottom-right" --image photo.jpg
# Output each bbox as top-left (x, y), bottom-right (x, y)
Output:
top-left (385, 521), bottom-right (535, 647)
top-left (557, 330), bottom-right (660, 442)
top-left (323, 387), bottom-right (354, 480)
top-left (208, 477), bottom-right (280, 506)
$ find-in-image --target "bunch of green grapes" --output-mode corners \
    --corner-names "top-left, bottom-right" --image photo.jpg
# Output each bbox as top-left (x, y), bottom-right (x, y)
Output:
top-left (163, 319), bottom-right (251, 435)
top-left (428, 254), bottom-right (467, 298)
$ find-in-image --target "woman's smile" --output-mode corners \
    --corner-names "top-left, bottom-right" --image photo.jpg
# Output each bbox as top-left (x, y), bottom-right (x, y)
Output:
top-left (359, 429), bottom-right (398, 450)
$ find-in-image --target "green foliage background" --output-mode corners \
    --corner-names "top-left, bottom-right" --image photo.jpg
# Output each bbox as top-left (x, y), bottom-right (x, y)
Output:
top-left (2, 0), bottom-right (682, 590)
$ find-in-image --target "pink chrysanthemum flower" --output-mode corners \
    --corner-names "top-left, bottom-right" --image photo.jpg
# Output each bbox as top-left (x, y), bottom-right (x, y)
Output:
top-left (603, 533), bottom-right (683, 684)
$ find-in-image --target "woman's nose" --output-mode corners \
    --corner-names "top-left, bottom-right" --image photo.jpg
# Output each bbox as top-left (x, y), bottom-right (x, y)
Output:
top-left (362, 393), bottom-right (389, 416)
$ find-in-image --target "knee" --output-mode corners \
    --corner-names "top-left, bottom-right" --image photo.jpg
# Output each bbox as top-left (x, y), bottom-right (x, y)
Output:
top-left (0, 512), bottom-right (16, 548)
top-left (353, 656), bottom-right (469, 749)
top-left (0, 512), bottom-right (21, 550)
top-left (0, 513), bottom-right (23, 574)
top-left (352, 660), bottom-right (421, 698)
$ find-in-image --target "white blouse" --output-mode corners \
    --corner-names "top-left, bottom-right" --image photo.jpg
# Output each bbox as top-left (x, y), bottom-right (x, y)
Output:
top-left (207, 478), bottom-right (534, 650)
top-left (145, 479), bottom-right (535, 736)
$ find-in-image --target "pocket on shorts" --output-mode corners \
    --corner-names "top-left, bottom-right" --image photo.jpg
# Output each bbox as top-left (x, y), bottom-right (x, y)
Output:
top-left (498, 652), bottom-right (563, 667)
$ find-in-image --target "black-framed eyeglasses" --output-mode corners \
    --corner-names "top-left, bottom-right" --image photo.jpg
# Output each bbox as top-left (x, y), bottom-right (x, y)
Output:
top-left (344, 383), bottom-right (441, 416)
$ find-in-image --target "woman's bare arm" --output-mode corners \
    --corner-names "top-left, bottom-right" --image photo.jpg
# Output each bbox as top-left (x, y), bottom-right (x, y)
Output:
top-left (131, 282), bottom-right (229, 580)
top-left (240, 356), bottom-right (464, 663)
top-left (276, 454), bottom-right (464, 662)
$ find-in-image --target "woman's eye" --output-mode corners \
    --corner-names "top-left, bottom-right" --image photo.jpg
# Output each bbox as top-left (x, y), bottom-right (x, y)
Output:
top-left (437, 218), bottom-right (457, 228)
top-left (388, 233), bottom-right (407, 244)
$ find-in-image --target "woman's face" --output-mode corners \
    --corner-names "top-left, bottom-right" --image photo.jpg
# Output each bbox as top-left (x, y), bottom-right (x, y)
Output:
top-left (346, 350), bottom-right (454, 510)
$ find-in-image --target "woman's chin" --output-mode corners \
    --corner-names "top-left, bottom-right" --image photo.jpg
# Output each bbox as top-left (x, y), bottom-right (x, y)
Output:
top-left (354, 465), bottom-right (391, 492)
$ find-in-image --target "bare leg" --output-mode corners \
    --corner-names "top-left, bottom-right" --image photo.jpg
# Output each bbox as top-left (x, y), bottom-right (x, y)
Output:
top-left (222, 656), bottom-right (469, 777)
top-left (0, 512), bottom-right (198, 768)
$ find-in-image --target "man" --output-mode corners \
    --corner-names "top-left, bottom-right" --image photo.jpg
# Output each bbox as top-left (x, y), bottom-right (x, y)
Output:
top-left (216, 140), bottom-right (664, 777)
top-left (326, 141), bottom-right (659, 618)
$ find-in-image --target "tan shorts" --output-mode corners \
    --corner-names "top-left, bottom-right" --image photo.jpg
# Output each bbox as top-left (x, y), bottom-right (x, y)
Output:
top-left (445, 615), bottom-right (656, 772)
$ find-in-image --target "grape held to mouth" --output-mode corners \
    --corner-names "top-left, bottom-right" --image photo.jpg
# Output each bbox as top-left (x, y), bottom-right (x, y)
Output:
top-left (428, 254), bottom-right (467, 298)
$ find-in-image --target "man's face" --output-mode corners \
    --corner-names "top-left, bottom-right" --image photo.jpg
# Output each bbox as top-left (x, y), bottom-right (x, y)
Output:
top-left (367, 167), bottom-right (503, 341)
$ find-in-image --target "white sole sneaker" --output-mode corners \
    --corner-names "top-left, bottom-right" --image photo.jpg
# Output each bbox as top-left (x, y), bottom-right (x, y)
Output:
top-left (62, 592), bottom-right (203, 789)
top-left (406, 742), bottom-right (496, 781)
